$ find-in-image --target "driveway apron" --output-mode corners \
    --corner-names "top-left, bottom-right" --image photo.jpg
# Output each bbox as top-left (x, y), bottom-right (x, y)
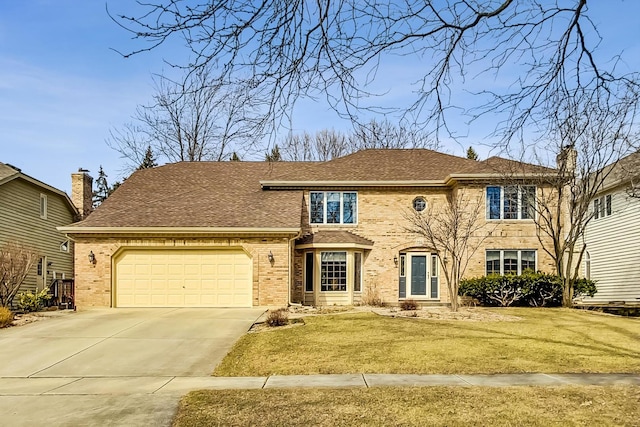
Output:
top-left (0, 307), bottom-right (264, 426)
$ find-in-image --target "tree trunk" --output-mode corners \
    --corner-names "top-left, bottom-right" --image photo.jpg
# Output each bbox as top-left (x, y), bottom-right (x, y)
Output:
top-left (562, 278), bottom-right (574, 307)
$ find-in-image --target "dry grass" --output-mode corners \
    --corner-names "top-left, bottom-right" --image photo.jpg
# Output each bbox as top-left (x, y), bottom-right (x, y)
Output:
top-left (0, 307), bottom-right (13, 328)
top-left (172, 386), bottom-right (640, 427)
top-left (214, 308), bottom-right (640, 376)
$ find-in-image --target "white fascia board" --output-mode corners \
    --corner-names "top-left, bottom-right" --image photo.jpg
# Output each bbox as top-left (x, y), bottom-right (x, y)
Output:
top-left (260, 180), bottom-right (445, 188)
top-left (295, 243), bottom-right (374, 250)
top-left (57, 226), bottom-right (301, 235)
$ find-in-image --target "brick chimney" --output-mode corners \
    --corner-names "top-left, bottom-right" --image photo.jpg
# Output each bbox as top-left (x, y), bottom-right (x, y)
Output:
top-left (71, 169), bottom-right (93, 220)
top-left (556, 144), bottom-right (577, 177)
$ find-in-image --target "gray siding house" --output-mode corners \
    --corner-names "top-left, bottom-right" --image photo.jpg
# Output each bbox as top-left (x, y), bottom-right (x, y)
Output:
top-left (578, 152), bottom-right (640, 306)
top-left (0, 162), bottom-right (78, 295)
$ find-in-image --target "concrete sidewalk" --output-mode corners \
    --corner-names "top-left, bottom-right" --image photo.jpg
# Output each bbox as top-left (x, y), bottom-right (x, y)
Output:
top-left (1, 373), bottom-right (638, 396)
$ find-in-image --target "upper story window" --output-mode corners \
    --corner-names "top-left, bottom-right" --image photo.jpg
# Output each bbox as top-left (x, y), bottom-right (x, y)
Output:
top-left (39, 194), bottom-right (48, 219)
top-left (593, 194), bottom-right (612, 220)
top-left (486, 186), bottom-right (535, 220)
top-left (310, 191), bottom-right (357, 225)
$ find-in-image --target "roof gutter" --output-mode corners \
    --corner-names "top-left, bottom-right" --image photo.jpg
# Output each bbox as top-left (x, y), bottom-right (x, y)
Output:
top-left (261, 174), bottom-right (557, 189)
top-left (57, 226), bottom-right (302, 236)
top-left (261, 180), bottom-right (445, 188)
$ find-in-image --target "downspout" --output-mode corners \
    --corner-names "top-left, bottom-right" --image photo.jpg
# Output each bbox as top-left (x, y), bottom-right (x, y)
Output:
top-left (288, 230), bottom-right (303, 307)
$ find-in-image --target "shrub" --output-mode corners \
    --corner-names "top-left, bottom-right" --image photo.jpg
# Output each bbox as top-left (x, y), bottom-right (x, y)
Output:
top-left (266, 308), bottom-right (289, 327)
top-left (0, 307), bottom-right (13, 328)
top-left (459, 272), bottom-right (597, 307)
top-left (574, 278), bottom-right (598, 298)
top-left (400, 299), bottom-right (418, 310)
top-left (16, 289), bottom-right (51, 313)
top-left (362, 284), bottom-right (385, 307)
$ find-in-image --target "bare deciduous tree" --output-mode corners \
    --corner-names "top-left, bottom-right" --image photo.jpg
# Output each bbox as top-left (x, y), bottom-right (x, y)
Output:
top-left (0, 242), bottom-right (38, 308)
top-left (348, 119), bottom-right (437, 151)
top-left (107, 66), bottom-right (261, 169)
top-left (280, 120), bottom-right (437, 161)
top-left (405, 191), bottom-right (488, 312)
top-left (521, 88), bottom-right (638, 307)
top-left (280, 129), bottom-right (349, 162)
top-left (109, 1), bottom-right (639, 147)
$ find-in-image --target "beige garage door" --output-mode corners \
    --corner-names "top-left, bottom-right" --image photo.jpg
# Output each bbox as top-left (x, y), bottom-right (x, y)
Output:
top-left (114, 249), bottom-right (252, 307)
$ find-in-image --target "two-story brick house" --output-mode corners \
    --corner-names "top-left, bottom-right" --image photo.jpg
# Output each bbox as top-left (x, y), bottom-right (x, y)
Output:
top-left (59, 149), bottom-right (556, 308)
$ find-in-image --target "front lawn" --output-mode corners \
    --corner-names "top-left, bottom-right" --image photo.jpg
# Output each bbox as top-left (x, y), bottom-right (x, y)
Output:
top-left (214, 308), bottom-right (640, 376)
top-left (172, 386), bottom-right (640, 427)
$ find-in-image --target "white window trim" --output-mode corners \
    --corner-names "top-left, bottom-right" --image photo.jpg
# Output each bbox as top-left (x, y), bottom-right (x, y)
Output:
top-left (486, 186), bottom-right (536, 221)
top-left (353, 252), bottom-right (363, 293)
top-left (319, 251), bottom-right (348, 293)
top-left (593, 194), bottom-right (612, 220)
top-left (309, 191), bottom-right (358, 225)
top-left (485, 249), bottom-right (537, 275)
top-left (404, 252), bottom-right (439, 300)
top-left (39, 193), bottom-right (48, 219)
top-left (304, 251), bottom-right (314, 293)
top-left (584, 251), bottom-right (591, 280)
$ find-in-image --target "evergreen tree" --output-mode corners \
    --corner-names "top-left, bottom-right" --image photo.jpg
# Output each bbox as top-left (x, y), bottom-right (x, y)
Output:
top-left (108, 180), bottom-right (123, 196)
top-left (466, 147), bottom-right (479, 161)
top-left (230, 152), bottom-right (241, 161)
top-left (138, 145), bottom-right (158, 169)
top-left (265, 144), bottom-right (282, 162)
top-left (92, 166), bottom-right (110, 208)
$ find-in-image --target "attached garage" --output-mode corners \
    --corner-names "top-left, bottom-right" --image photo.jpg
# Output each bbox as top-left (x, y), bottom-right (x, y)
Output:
top-left (114, 248), bottom-right (252, 308)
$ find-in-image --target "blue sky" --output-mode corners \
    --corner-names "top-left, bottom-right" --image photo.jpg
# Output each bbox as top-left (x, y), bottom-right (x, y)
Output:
top-left (1, 1), bottom-right (639, 194)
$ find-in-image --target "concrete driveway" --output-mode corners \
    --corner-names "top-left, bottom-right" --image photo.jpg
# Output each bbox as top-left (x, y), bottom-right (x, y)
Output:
top-left (0, 307), bottom-right (264, 426)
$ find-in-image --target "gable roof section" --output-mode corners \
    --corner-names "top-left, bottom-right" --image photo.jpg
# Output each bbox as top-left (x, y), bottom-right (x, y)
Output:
top-left (0, 162), bottom-right (78, 215)
top-left (61, 162), bottom-right (308, 233)
top-left (261, 149), bottom-right (554, 188)
top-left (597, 151), bottom-right (640, 193)
top-left (0, 163), bottom-right (19, 183)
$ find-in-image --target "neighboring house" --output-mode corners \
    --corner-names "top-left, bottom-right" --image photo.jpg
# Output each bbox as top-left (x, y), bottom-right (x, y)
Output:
top-left (58, 149), bottom-right (557, 308)
top-left (578, 152), bottom-right (640, 306)
top-left (0, 162), bottom-right (83, 297)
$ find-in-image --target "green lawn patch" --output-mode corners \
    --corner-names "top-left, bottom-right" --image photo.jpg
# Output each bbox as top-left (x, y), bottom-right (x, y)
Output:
top-left (214, 308), bottom-right (640, 376)
top-left (172, 386), bottom-right (640, 427)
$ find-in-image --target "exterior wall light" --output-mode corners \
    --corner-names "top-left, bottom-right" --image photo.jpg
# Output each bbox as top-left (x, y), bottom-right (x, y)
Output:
top-left (88, 251), bottom-right (96, 264)
top-left (268, 251), bottom-right (274, 263)
top-left (393, 255), bottom-right (398, 266)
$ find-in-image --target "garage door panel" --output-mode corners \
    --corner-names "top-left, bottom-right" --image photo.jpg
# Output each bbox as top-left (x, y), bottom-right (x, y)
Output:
top-left (115, 249), bottom-right (252, 307)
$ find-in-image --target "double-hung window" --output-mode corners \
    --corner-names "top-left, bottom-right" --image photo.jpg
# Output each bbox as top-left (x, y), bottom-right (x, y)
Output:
top-left (593, 194), bottom-right (612, 220)
top-left (486, 186), bottom-right (535, 220)
top-left (486, 250), bottom-right (536, 275)
top-left (310, 192), bottom-right (357, 224)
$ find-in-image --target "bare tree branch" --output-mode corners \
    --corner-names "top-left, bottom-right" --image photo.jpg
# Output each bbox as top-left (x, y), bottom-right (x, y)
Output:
top-left (405, 191), bottom-right (489, 312)
top-left (109, 1), bottom-right (640, 146)
top-left (107, 66), bottom-right (263, 170)
top-left (0, 241), bottom-right (38, 308)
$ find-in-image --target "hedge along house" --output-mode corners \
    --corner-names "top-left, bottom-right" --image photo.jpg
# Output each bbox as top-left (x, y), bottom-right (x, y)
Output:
top-left (58, 149), bottom-right (557, 309)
